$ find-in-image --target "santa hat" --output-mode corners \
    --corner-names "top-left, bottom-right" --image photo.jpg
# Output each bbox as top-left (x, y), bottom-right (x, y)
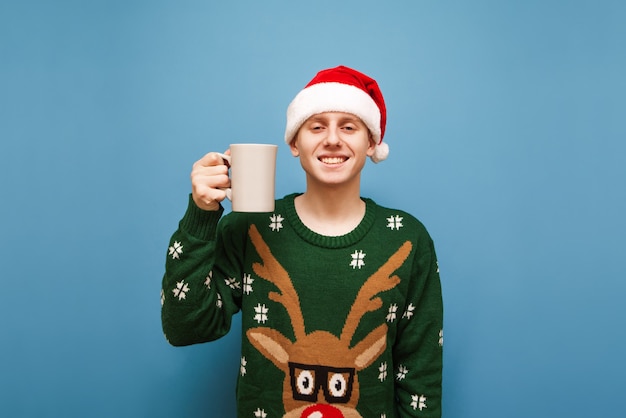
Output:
top-left (285, 65), bottom-right (389, 163)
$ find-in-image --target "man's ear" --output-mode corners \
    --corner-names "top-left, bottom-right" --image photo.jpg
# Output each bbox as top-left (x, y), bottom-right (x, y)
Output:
top-left (366, 133), bottom-right (376, 157)
top-left (289, 137), bottom-right (300, 157)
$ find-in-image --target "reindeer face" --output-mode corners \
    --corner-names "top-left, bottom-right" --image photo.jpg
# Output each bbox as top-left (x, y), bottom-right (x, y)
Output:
top-left (247, 225), bottom-right (412, 418)
top-left (247, 328), bottom-right (387, 414)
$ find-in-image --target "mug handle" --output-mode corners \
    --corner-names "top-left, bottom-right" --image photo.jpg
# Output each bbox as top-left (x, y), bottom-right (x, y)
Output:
top-left (216, 153), bottom-right (232, 201)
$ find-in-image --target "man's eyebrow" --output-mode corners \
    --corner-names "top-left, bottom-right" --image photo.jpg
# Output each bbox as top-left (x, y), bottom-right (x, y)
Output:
top-left (337, 115), bottom-right (365, 126)
top-left (339, 115), bottom-right (360, 122)
top-left (305, 114), bottom-right (362, 124)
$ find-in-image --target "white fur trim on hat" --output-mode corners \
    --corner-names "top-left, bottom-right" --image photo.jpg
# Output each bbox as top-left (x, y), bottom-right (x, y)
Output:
top-left (285, 81), bottom-right (382, 150)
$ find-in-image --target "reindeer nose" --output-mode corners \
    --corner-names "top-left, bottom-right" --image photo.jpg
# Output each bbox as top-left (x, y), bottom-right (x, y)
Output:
top-left (301, 404), bottom-right (344, 418)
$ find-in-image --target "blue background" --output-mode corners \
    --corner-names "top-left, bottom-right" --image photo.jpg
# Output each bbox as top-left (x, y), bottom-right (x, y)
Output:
top-left (1, 1), bottom-right (625, 417)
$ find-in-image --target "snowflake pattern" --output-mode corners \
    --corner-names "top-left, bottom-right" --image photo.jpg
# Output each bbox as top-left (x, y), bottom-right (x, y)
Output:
top-left (253, 303), bottom-right (268, 323)
top-left (240, 357), bottom-right (247, 376)
top-left (411, 394), bottom-right (427, 411)
top-left (350, 250), bottom-right (366, 269)
top-left (386, 304), bottom-right (398, 322)
top-left (386, 214), bottom-right (404, 230)
top-left (378, 362), bottom-right (388, 381)
top-left (162, 207), bottom-right (440, 415)
top-left (254, 408), bottom-right (267, 418)
top-left (402, 303), bottom-right (415, 319)
top-left (242, 273), bottom-right (254, 295)
top-left (168, 241), bottom-right (183, 259)
top-left (216, 292), bottom-right (223, 309)
top-left (172, 280), bottom-right (189, 301)
top-left (396, 364), bottom-right (409, 381)
top-left (225, 277), bottom-right (241, 290)
top-left (269, 213), bottom-right (284, 231)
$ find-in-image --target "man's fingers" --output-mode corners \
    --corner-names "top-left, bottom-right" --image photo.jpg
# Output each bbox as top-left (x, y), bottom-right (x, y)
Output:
top-left (195, 151), bottom-right (230, 168)
top-left (190, 150), bottom-right (232, 211)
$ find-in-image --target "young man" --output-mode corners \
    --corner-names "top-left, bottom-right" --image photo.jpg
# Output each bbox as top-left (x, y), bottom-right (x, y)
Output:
top-left (161, 66), bottom-right (443, 417)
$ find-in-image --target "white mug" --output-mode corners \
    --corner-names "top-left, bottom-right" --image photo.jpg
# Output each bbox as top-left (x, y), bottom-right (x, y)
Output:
top-left (218, 143), bottom-right (278, 212)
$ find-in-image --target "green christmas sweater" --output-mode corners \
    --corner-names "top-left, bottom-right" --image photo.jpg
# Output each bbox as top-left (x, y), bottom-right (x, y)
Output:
top-left (162, 193), bottom-right (443, 418)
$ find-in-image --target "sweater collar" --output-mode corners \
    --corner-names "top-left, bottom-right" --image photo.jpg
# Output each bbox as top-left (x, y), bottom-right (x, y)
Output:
top-left (281, 193), bottom-right (377, 249)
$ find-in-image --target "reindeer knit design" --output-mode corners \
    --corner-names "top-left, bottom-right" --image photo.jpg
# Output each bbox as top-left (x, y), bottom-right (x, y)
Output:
top-left (162, 194), bottom-right (443, 418)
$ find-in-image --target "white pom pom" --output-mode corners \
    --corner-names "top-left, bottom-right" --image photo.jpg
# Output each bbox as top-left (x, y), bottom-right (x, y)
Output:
top-left (370, 141), bottom-right (389, 163)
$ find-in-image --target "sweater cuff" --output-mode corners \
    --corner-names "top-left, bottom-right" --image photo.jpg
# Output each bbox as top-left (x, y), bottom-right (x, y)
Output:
top-left (179, 194), bottom-right (224, 241)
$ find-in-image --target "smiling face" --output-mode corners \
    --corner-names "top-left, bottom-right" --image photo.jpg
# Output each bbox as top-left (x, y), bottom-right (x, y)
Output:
top-left (290, 112), bottom-right (376, 190)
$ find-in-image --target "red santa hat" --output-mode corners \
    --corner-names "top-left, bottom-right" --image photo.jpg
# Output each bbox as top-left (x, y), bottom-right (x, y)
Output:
top-left (285, 65), bottom-right (389, 163)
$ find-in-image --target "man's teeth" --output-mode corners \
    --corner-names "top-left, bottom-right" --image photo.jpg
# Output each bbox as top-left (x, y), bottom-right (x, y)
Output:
top-left (321, 157), bottom-right (345, 164)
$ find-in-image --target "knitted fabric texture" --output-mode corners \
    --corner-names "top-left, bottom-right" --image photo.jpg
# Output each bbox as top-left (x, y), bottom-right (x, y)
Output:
top-left (162, 194), bottom-right (443, 417)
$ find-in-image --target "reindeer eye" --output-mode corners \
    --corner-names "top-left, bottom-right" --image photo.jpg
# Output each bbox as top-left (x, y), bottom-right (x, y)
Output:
top-left (296, 370), bottom-right (315, 396)
top-left (328, 373), bottom-right (348, 398)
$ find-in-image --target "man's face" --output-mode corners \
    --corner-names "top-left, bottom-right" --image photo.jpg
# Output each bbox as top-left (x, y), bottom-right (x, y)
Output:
top-left (290, 112), bottom-right (375, 188)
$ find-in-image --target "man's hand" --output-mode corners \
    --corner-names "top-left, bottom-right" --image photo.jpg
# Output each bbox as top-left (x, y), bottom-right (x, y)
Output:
top-left (190, 151), bottom-right (230, 211)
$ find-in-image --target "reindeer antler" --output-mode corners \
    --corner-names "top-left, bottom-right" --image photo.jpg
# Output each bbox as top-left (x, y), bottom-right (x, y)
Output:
top-left (249, 225), bottom-right (307, 341)
top-left (340, 241), bottom-right (413, 345)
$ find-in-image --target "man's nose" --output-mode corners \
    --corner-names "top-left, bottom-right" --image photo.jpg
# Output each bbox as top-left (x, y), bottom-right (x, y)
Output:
top-left (325, 127), bottom-right (341, 145)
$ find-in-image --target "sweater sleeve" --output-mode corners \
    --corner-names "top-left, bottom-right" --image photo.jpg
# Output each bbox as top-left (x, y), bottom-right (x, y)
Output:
top-left (393, 234), bottom-right (443, 417)
top-left (161, 195), bottom-right (241, 346)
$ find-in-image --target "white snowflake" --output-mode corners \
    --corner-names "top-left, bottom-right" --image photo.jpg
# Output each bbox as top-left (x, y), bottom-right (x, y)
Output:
top-left (396, 364), bottom-right (409, 381)
top-left (204, 271), bottom-right (212, 288)
top-left (436, 260), bottom-right (440, 274)
top-left (402, 303), bottom-right (415, 319)
top-left (439, 329), bottom-right (444, 347)
top-left (350, 250), bottom-right (366, 269)
top-left (172, 280), bottom-right (189, 301)
top-left (254, 408), bottom-right (267, 418)
top-left (269, 213), bottom-right (284, 231)
top-left (160, 289), bottom-right (165, 306)
top-left (168, 241), bottom-right (183, 259)
top-left (225, 277), bottom-right (241, 290)
top-left (216, 292), bottom-right (223, 309)
top-left (411, 394), bottom-right (427, 411)
top-left (386, 304), bottom-right (398, 322)
top-left (242, 273), bottom-right (254, 295)
top-left (386, 215), bottom-right (404, 230)
top-left (240, 356), bottom-right (247, 376)
top-left (253, 303), bottom-right (269, 323)
top-left (378, 362), bottom-right (388, 381)
top-left (381, 415), bottom-right (386, 418)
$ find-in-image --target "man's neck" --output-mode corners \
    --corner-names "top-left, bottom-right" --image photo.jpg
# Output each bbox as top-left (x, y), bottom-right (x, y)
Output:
top-left (294, 184), bottom-right (366, 236)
